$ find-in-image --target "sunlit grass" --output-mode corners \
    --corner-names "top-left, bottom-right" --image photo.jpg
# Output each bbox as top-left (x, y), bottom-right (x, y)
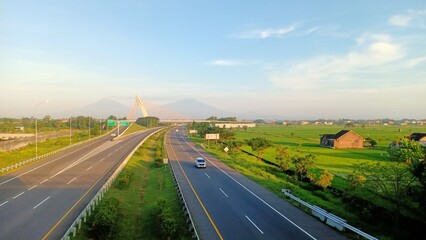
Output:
top-left (120, 123), bottom-right (146, 137)
top-left (75, 130), bottom-right (191, 240)
top-left (0, 131), bottom-right (92, 171)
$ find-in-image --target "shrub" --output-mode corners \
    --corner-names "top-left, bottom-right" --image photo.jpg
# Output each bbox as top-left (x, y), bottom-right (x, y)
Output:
top-left (90, 197), bottom-right (120, 240)
top-left (118, 170), bottom-right (134, 189)
top-left (155, 199), bottom-right (178, 239)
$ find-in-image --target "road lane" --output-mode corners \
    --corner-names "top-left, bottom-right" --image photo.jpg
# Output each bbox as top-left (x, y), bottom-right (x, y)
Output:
top-left (166, 127), bottom-right (346, 240)
top-left (0, 127), bottom-right (161, 240)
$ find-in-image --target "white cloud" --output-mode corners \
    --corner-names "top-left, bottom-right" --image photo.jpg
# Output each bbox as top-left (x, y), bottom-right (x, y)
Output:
top-left (208, 59), bottom-right (257, 66)
top-left (389, 9), bottom-right (426, 28)
top-left (404, 56), bottom-right (426, 68)
top-left (270, 34), bottom-right (406, 90)
top-left (235, 25), bottom-right (296, 39)
top-left (306, 27), bottom-right (320, 35)
top-left (389, 15), bottom-right (412, 26)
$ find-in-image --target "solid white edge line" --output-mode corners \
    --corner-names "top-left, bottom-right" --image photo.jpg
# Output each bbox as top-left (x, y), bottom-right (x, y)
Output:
top-left (67, 177), bottom-right (77, 185)
top-left (33, 196), bottom-right (51, 209)
top-left (219, 188), bottom-right (229, 198)
top-left (0, 201), bottom-right (8, 207)
top-left (180, 135), bottom-right (317, 240)
top-left (245, 215), bottom-right (264, 234)
top-left (28, 185), bottom-right (38, 190)
top-left (13, 192), bottom-right (25, 199)
top-left (205, 173), bottom-right (211, 179)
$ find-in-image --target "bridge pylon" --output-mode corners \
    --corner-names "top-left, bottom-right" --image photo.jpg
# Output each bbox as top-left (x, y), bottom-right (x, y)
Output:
top-left (127, 95), bottom-right (149, 120)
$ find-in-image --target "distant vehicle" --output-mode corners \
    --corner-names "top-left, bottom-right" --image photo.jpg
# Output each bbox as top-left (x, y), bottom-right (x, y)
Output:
top-left (175, 129), bottom-right (179, 132)
top-left (195, 157), bottom-right (206, 168)
top-left (111, 133), bottom-right (117, 137)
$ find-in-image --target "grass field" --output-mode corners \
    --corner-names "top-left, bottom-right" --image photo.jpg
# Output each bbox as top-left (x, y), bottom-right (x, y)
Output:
top-left (236, 124), bottom-right (425, 175)
top-left (75, 129), bottom-right (192, 240)
top-left (0, 130), bottom-right (94, 170)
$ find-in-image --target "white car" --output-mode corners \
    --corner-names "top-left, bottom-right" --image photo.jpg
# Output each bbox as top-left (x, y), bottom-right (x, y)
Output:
top-left (195, 157), bottom-right (206, 168)
top-left (111, 133), bottom-right (117, 137)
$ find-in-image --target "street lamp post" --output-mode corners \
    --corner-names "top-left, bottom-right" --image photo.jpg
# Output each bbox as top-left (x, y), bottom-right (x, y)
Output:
top-left (35, 100), bottom-right (48, 159)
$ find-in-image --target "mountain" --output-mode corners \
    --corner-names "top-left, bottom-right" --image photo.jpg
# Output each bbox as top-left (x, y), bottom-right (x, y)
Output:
top-left (160, 98), bottom-right (230, 119)
top-left (58, 98), bottom-right (130, 119)
top-left (56, 98), bottom-right (231, 120)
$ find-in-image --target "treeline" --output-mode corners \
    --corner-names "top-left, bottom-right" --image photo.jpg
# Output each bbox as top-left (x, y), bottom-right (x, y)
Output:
top-left (206, 116), bottom-right (237, 121)
top-left (0, 116), bottom-right (108, 133)
top-left (136, 116), bottom-right (160, 128)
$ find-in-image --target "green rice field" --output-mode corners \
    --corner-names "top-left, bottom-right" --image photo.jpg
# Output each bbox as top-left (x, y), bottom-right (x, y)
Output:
top-left (236, 124), bottom-right (425, 175)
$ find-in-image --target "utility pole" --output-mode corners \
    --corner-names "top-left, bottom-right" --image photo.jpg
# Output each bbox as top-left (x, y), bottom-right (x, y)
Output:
top-left (69, 117), bottom-right (72, 146)
top-left (88, 117), bottom-right (91, 139)
top-left (35, 100), bottom-right (48, 159)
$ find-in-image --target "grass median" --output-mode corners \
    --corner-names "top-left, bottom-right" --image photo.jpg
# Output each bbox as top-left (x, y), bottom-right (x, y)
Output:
top-left (75, 129), bottom-right (192, 240)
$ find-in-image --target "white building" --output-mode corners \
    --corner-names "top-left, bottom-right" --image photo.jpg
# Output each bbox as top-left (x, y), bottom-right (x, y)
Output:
top-left (215, 123), bottom-right (256, 129)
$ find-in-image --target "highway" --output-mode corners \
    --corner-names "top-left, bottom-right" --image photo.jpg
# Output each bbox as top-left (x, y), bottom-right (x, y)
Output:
top-left (166, 127), bottom-right (346, 240)
top-left (0, 127), bottom-right (160, 240)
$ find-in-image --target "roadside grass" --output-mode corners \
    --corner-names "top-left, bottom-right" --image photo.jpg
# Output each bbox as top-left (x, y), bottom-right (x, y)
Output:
top-left (75, 129), bottom-right (192, 240)
top-left (119, 123), bottom-right (146, 137)
top-left (0, 131), bottom-right (92, 171)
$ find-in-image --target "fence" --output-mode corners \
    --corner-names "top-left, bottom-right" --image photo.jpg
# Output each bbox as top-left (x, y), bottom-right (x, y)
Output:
top-left (168, 156), bottom-right (199, 239)
top-left (281, 189), bottom-right (378, 240)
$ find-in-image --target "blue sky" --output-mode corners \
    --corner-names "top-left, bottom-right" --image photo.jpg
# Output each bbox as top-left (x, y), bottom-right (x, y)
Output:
top-left (1, 0), bottom-right (425, 119)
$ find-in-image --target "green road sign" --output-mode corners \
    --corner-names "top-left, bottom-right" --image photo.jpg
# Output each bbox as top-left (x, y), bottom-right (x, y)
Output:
top-left (119, 121), bottom-right (130, 126)
top-left (107, 119), bottom-right (116, 126)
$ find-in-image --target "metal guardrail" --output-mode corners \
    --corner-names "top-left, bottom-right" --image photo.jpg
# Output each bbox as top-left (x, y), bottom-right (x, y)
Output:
top-left (168, 156), bottom-right (199, 240)
top-left (1, 144), bottom-right (74, 174)
top-left (281, 189), bottom-right (378, 240)
top-left (61, 129), bottom-right (162, 240)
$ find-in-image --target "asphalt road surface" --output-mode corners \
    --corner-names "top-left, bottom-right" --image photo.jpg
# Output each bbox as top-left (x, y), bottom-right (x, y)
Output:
top-left (166, 127), bottom-right (346, 240)
top-left (0, 127), bottom-right (160, 240)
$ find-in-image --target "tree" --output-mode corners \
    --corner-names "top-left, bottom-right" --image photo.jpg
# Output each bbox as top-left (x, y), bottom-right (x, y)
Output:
top-left (221, 140), bottom-right (243, 153)
top-left (275, 146), bottom-right (292, 171)
top-left (312, 170), bottom-right (334, 189)
top-left (206, 116), bottom-right (217, 121)
top-left (218, 117), bottom-right (237, 121)
top-left (388, 138), bottom-right (426, 189)
top-left (292, 154), bottom-right (316, 180)
top-left (189, 122), bottom-right (220, 137)
top-left (353, 161), bottom-right (417, 233)
top-left (254, 119), bottom-right (265, 124)
top-left (388, 138), bottom-right (426, 220)
top-left (388, 138), bottom-right (424, 163)
top-left (245, 137), bottom-right (272, 161)
top-left (364, 137), bottom-right (377, 147)
top-left (136, 116), bottom-right (160, 128)
top-left (347, 172), bottom-right (366, 189)
top-left (218, 129), bottom-right (235, 140)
